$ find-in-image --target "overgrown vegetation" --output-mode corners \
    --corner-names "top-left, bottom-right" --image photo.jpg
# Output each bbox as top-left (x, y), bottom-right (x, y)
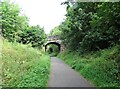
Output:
top-left (57, 2), bottom-right (120, 52)
top-left (53, 2), bottom-right (120, 87)
top-left (1, 0), bottom-right (50, 87)
top-left (2, 40), bottom-right (50, 87)
top-left (1, 0), bottom-right (120, 88)
top-left (50, 26), bottom-right (62, 36)
top-left (46, 44), bottom-right (59, 56)
top-left (1, 0), bottom-right (46, 48)
top-left (58, 46), bottom-right (120, 87)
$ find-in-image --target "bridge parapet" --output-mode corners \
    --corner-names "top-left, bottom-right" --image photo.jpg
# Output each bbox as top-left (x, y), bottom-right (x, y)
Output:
top-left (47, 35), bottom-right (60, 41)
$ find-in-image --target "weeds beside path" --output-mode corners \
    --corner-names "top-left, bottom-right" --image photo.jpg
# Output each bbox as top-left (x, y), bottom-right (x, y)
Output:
top-left (48, 57), bottom-right (94, 87)
top-left (58, 47), bottom-right (120, 87)
top-left (2, 40), bottom-right (50, 87)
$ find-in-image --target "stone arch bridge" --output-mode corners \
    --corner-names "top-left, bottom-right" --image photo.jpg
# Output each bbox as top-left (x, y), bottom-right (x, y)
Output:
top-left (45, 35), bottom-right (64, 52)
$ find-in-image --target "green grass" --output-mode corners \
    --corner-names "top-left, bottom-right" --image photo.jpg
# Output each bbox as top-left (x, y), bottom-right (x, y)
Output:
top-left (1, 39), bottom-right (50, 87)
top-left (58, 46), bottom-right (120, 87)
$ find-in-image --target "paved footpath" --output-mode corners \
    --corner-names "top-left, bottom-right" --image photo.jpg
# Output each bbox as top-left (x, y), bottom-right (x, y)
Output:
top-left (48, 57), bottom-right (95, 88)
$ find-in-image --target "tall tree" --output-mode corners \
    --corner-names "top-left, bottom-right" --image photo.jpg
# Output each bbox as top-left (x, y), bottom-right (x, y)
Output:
top-left (1, 0), bottom-right (47, 48)
top-left (50, 26), bottom-right (61, 36)
top-left (59, 2), bottom-right (120, 52)
top-left (1, 0), bottom-right (29, 42)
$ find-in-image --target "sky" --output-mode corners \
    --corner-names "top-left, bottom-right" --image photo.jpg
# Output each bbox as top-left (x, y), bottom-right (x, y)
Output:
top-left (14, 0), bottom-right (67, 34)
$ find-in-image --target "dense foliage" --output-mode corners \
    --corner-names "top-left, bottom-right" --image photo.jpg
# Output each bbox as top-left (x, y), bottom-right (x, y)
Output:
top-left (59, 2), bottom-right (120, 52)
top-left (1, 0), bottom-right (46, 48)
top-left (58, 46), bottom-right (120, 87)
top-left (50, 26), bottom-right (61, 36)
top-left (18, 25), bottom-right (46, 48)
top-left (2, 40), bottom-right (50, 87)
top-left (47, 44), bottom-right (59, 56)
top-left (57, 2), bottom-right (120, 87)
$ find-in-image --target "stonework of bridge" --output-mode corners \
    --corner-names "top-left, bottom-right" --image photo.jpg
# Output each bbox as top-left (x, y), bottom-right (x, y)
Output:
top-left (45, 35), bottom-right (64, 52)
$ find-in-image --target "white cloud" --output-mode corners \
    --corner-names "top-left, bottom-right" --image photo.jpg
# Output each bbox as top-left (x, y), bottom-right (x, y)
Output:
top-left (14, 0), bottom-right (66, 34)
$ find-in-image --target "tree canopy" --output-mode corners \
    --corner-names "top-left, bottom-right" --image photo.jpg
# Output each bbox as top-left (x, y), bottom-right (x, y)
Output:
top-left (50, 26), bottom-right (62, 36)
top-left (1, 0), bottom-right (46, 48)
top-left (58, 2), bottom-right (120, 52)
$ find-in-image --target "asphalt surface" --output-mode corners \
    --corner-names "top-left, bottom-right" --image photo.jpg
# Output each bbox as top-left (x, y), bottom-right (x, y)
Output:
top-left (48, 57), bottom-right (95, 87)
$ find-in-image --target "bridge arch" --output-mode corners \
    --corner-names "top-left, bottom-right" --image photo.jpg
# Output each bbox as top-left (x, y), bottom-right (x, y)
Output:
top-left (45, 42), bottom-right (61, 52)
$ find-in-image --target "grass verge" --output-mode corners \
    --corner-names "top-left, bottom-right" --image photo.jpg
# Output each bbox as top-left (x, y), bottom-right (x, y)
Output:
top-left (2, 40), bottom-right (50, 87)
top-left (58, 46), bottom-right (120, 87)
